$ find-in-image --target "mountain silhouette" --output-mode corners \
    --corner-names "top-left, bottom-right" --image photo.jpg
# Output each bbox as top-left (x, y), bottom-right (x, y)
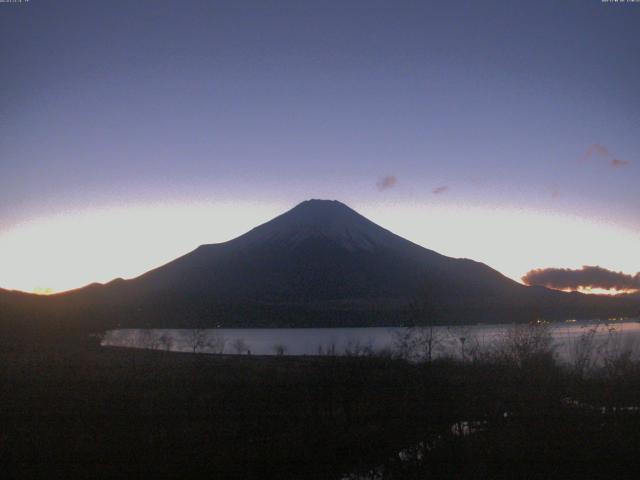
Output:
top-left (1, 200), bottom-right (638, 333)
top-left (128, 199), bottom-right (522, 302)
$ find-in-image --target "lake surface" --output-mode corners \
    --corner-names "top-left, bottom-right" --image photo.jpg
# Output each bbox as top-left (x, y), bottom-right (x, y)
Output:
top-left (102, 319), bottom-right (640, 363)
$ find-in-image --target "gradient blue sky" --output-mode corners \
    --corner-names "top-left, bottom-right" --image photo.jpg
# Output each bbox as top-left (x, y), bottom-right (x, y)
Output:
top-left (1, 0), bottom-right (639, 292)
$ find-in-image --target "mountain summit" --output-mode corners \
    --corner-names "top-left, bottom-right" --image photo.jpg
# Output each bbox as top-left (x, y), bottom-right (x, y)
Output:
top-left (235, 199), bottom-right (405, 252)
top-left (130, 198), bottom-right (452, 303)
top-left (2, 200), bottom-right (638, 331)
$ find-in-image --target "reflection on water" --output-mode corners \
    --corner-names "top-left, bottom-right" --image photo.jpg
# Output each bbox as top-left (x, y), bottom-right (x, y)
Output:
top-left (102, 319), bottom-right (640, 362)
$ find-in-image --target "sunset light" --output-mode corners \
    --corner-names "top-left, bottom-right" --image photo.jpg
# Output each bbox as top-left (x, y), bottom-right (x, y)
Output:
top-left (3, 1), bottom-right (640, 476)
top-left (1, 201), bottom-right (638, 295)
top-left (0, 202), bottom-right (281, 293)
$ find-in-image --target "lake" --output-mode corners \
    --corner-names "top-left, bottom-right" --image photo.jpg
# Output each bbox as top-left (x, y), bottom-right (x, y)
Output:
top-left (102, 318), bottom-right (640, 363)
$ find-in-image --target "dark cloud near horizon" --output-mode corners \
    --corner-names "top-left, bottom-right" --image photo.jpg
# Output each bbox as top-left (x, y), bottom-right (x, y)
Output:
top-left (432, 185), bottom-right (449, 195)
top-left (522, 265), bottom-right (640, 291)
top-left (376, 175), bottom-right (397, 191)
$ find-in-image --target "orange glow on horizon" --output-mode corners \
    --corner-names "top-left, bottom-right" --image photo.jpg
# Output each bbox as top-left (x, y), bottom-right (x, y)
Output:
top-left (559, 287), bottom-right (639, 296)
top-left (32, 287), bottom-right (56, 295)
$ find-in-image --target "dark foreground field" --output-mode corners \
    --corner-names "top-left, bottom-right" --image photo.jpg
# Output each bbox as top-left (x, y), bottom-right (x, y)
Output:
top-left (3, 336), bottom-right (640, 479)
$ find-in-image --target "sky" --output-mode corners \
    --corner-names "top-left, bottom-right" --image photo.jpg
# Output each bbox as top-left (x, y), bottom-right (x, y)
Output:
top-left (1, 0), bottom-right (639, 294)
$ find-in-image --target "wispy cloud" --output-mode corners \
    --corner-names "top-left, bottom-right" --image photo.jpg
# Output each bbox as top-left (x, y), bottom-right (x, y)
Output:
top-left (611, 158), bottom-right (630, 168)
top-left (522, 265), bottom-right (640, 292)
top-left (376, 175), bottom-right (397, 191)
top-left (581, 144), bottom-right (631, 168)
top-left (549, 185), bottom-right (561, 198)
top-left (582, 143), bottom-right (610, 161)
top-left (432, 185), bottom-right (449, 195)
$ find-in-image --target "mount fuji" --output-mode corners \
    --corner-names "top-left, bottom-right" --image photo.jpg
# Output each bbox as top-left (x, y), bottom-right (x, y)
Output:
top-left (1, 200), bottom-right (638, 333)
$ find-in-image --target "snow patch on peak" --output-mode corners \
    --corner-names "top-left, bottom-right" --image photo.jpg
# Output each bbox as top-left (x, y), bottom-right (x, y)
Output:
top-left (255, 223), bottom-right (389, 252)
top-left (233, 199), bottom-right (404, 252)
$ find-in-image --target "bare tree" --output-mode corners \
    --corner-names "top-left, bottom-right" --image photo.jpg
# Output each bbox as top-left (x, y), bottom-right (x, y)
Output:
top-left (317, 343), bottom-right (337, 356)
top-left (490, 322), bottom-right (555, 368)
top-left (231, 337), bottom-right (248, 354)
top-left (393, 326), bottom-right (445, 362)
top-left (158, 332), bottom-right (174, 352)
top-left (393, 327), bottom-right (418, 361)
top-left (600, 324), bottom-right (640, 379)
top-left (272, 343), bottom-right (287, 356)
top-left (419, 325), bottom-right (445, 362)
top-left (571, 323), bottom-right (602, 377)
top-left (344, 338), bottom-right (374, 357)
top-left (139, 330), bottom-right (162, 350)
top-left (446, 325), bottom-right (478, 361)
top-left (395, 276), bottom-right (447, 362)
top-left (208, 331), bottom-right (227, 354)
top-left (188, 328), bottom-right (209, 354)
top-left (185, 328), bottom-right (227, 354)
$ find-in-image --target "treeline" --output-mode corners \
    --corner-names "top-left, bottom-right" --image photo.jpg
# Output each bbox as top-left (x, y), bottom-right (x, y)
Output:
top-left (2, 283), bottom-right (639, 335)
top-left (3, 324), bottom-right (640, 478)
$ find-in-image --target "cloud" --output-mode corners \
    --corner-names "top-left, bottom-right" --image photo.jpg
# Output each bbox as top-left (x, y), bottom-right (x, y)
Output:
top-left (611, 158), bottom-right (630, 168)
top-left (522, 265), bottom-right (640, 292)
top-left (583, 143), bottom-right (610, 161)
top-left (432, 185), bottom-right (449, 195)
top-left (581, 144), bottom-right (631, 168)
top-left (376, 175), bottom-right (397, 191)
